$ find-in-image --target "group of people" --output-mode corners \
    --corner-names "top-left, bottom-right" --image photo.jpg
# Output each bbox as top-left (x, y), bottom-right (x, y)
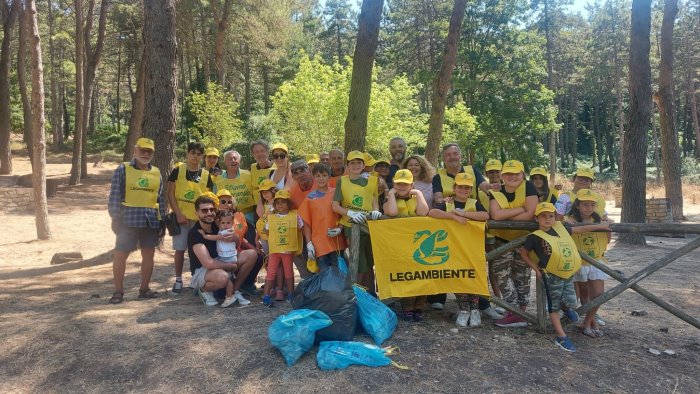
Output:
top-left (108, 136), bottom-right (612, 353)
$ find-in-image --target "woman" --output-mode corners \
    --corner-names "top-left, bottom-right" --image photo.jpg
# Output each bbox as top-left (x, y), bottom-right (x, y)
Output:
top-left (250, 140), bottom-right (275, 205)
top-left (530, 167), bottom-right (558, 204)
top-left (402, 154), bottom-right (436, 208)
top-left (269, 143), bottom-right (292, 190)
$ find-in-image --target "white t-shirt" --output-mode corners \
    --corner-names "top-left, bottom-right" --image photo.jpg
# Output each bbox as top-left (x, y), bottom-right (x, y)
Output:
top-left (216, 228), bottom-right (238, 263)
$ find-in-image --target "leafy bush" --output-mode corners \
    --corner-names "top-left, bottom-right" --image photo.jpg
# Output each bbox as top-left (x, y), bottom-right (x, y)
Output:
top-left (186, 83), bottom-right (243, 149)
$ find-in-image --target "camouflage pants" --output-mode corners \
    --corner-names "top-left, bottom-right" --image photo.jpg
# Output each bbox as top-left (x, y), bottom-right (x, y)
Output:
top-left (491, 247), bottom-right (532, 307)
top-left (456, 294), bottom-right (479, 311)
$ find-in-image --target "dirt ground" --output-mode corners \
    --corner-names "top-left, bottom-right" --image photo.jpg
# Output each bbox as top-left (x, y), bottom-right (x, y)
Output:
top-left (0, 153), bottom-right (699, 393)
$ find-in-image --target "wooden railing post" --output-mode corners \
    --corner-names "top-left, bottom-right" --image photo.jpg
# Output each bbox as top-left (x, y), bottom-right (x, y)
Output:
top-left (535, 277), bottom-right (548, 333)
top-left (349, 223), bottom-right (361, 283)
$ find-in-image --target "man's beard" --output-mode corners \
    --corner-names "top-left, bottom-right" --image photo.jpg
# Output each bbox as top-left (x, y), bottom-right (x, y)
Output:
top-left (392, 152), bottom-right (404, 162)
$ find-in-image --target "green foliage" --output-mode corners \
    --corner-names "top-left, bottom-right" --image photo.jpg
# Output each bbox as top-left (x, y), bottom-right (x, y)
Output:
top-left (87, 124), bottom-right (127, 154)
top-left (442, 101), bottom-right (478, 154)
top-left (186, 83), bottom-right (243, 148)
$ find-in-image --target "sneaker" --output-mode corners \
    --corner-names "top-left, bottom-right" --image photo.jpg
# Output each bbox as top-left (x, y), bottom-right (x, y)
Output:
top-left (481, 307), bottom-right (505, 320)
top-left (234, 291), bottom-right (251, 306)
top-left (240, 284), bottom-right (260, 297)
top-left (402, 311), bottom-right (414, 322)
top-left (413, 311), bottom-right (423, 322)
top-left (431, 302), bottom-right (444, 310)
top-left (563, 309), bottom-right (580, 323)
top-left (494, 306), bottom-right (506, 314)
top-left (456, 310), bottom-right (470, 327)
top-left (494, 312), bottom-right (528, 328)
top-left (554, 336), bottom-right (577, 352)
top-left (468, 309), bottom-right (482, 327)
top-left (171, 280), bottom-right (183, 295)
top-left (262, 294), bottom-right (274, 307)
top-left (275, 289), bottom-right (285, 302)
top-left (199, 290), bottom-right (218, 306)
top-left (220, 296), bottom-right (237, 308)
top-left (595, 314), bottom-right (606, 326)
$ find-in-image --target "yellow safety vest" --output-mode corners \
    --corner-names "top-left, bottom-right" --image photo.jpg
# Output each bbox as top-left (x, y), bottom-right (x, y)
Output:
top-left (565, 190), bottom-right (606, 217)
top-left (339, 175), bottom-right (378, 227)
top-left (251, 163), bottom-right (275, 204)
top-left (570, 222), bottom-right (609, 265)
top-left (529, 221), bottom-right (582, 279)
top-left (478, 190), bottom-right (494, 239)
top-left (267, 210), bottom-right (302, 254)
top-left (214, 170), bottom-right (255, 212)
top-left (489, 182), bottom-right (529, 241)
top-left (255, 203), bottom-right (273, 241)
top-left (123, 163), bottom-right (160, 211)
top-left (174, 163), bottom-right (210, 221)
top-left (396, 196), bottom-right (419, 217)
top-left (438, 165), bottom-right (477, 199)
top-left (445, 199), bottom-right (477, 213)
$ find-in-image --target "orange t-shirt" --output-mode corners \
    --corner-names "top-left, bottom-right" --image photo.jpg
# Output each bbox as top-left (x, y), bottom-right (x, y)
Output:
top-left (298, 188), bottom-right (347, 257)
top-left (289, 180), bottom-right (316, 209)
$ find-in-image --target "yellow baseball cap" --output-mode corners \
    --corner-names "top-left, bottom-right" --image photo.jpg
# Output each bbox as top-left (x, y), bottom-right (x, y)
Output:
top-left (201, 191), bottom-right (220, 207)
top-left (274, 189), bottom-right (291, 200)
top-left (363, 152), bottom-right (378, 167)
top-left (575, 167), bottom-right (596, 180)
top-left (216, 189), bottom-right (232, 198)
top-left (485, 159), bottom-right (502, 172)
top-left (575, 188), bottom-right (598, 202)
top-left (271, 143), bottom-right (289, 153)
top-left (135, 137), bottom-right (155, 151)
top-left (454, 172), bottom-right (474, 186)
top-left (347, 150), bottom-right (365, 162)
top-left (374, 158), bottom-right (390, 166)
top-left (501, 160), bottom-right (525, 174)
top-left (204, 147), bottom-right (219, 157)
top-left (530, 167), bottom-right (548, 178)
top-left (393, 169), bottom-right (414, 184)
top-left (535, 202), bottom-right (556, 216)
top-left (306, 154), bottom-right (320, 165)
top-left (258, 179), bottom-right (276, 191)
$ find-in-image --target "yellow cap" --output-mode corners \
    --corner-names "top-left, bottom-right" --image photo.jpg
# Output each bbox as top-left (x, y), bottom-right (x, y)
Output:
top-left (274, 189), bottom-right (291, 200)
top-left (454, 172), bottom-right (474, 186)
top-left (363, 153), bottom-right (377, 166)
top-left (575, 167), bottom-right (596, 180)
top-left (393, 169), bottom-right (414, 184)
top-left (258, 179), bottom-right (276, 192)
top-left (271, 143), bottom-right (289, 153)
top-left (201, 191), bottom-right (220, 207)
top-left (535, 202), bottom-right (556, 216)
top-left (485, 159), bottom-right (502, 172)
top-left (347, 150), bottom-right (365, 162)
top-left (375, 158), bottom-right (390, 166)
top-left (501, 160), bottom-right (525, 174)
top-left (216, 189), bottom-right (232, 198)
top-left (136, 137), bottom-right (155, 150)
top-left (530, 167), bottom-right (548, 178)
top-left (306, 154), bottom-right (320, 165)
top-left (575, 188), bottom-right (599, 202)
top-left (204, 147), bottom-right (219, 157)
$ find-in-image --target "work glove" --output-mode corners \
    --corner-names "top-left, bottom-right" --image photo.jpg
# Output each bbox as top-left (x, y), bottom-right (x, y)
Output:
top-left (111, 219), bottom-right (122, 235)
top-left (327, 227), bottom-right (342, 237)
top-left (346, 210), bottom-right (366, 224)
top-left (306, 242), bottom-right (316, 261)
top-left (369, 210), bottom-right (382, 220)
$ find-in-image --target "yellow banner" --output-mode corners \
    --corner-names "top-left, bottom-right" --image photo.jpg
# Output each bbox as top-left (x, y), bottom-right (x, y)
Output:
top-left (368, 217), bottom-right (489, 299)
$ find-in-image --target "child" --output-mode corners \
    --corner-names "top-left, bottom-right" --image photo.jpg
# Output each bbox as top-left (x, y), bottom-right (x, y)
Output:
top-left (383, 169), bottom-right (429, 322)
top-left (255, 179), bottom-right (277, 255)
top-left (262, 190), bottom-right (304, 306)
top-left (299, 163), bottom-right (347, 272)
top-left (566, 189), bottom-right (611, 337)
top-left (520, 202), bottom-right (609, 352)
top-left (530, 167), bottom-right (558, 203)
top-left (429, 173), bottom-right (493, 327)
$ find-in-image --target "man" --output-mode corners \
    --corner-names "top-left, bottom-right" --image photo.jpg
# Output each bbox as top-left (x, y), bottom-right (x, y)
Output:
top-left (287, 159), bottom-right (317, 278)
top-left (167, 141), bottom-right (213, 294)
top-left (188, 196), bottom-right (257, 306)
top-left (385, 137), bottom-right (407, 188)
top-left (328, 149), bottom-right (345, 187)
top-left (108, 138), bottom-right (166, 304)
top-left (432, 143), bottom-right (492, 206)
top-left (319, 152), bottom-right (330, 164)
top-left (249, 140), bottom-right (275, 205)
top-left (215, 150), bottom-right (255, 223)
top-left (204, 147), bottom-right (222, 177)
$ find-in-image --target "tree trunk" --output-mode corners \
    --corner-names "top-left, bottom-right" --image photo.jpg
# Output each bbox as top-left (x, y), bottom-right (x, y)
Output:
top-left (610, 0), bottom-right (624, 176)
top-left (69, 0), bottom-right (85, 185)
top-left (691, 71), bottom-right (700, 158)
top-left (543, 0), bottom-right (557, 185)
top-left (26, 0), bottom-right (50, 239)
top-left (47, 0), bottom-right (61, 149)
top-left (619, 0), bottom-right (652, 245)
top-left (424, 0), bottom-right (466, 166)
top-left (123, 48), bottom-right (146, 161)
top-left (244, 45), bottom-right (251, 118)
top-left (262, 65), bottom-right (270, 115)
top-left (142, 0), bottom-right (177, 178)
top-left (18, 6), bottom-right (34, 168)
top-left (213, 0), bottom-right (231, 85)
top-left (343, 0), bottom-right (383, 153)
top-left (115, 41), bottom-right (121, 134)
top-left (570, 89), bottom-right (578, 167)
top-left (651, 104), bottom-right (661, 184)
top-left (0, 0), bottom-right (19, 175)
top-left (656, 0), bottom-right (683, 220)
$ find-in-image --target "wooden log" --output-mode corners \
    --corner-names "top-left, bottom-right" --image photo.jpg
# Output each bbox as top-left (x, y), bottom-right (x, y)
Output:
top-left (488, 296), bottom-right (538, 325)
top-left (486, 220), bottom-right (700, 234)
top-left (485, 236), bottom-right (527, 261)
top-left (577, 236), bottom-right (700, 316)
top-left (50, 252), bottom-right (83, 265)
top-left (349, 223), bottom-right (361, 283)
top-left (535, 277), bottom-right (548, 333)
top-left (576, 252), bottom-right (700, 330)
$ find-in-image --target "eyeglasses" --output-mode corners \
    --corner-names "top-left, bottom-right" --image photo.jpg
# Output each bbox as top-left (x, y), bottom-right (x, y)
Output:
top-left (292, 168), bottom-right (307, 175)
top-left (199, 208), bottom-right (216, 213)
top-left (219, 200), bottom-right (233, 204)
top-left (272, 154), bottom-right (287, 160)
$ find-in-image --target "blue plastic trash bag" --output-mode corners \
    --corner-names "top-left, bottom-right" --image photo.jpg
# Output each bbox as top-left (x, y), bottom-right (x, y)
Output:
top-left (268, 309), bottom-right (333, 366)
top-left (317, 341), bottom-right (393, 370)
top-left (337, 255), bottom-right (348, 276)
top-left (353, 285), bottom-right (397, 345)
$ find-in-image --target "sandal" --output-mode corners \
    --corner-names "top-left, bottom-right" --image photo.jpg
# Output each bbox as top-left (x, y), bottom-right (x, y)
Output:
top-left (109, 292), bottom-right (124, 304)
top-left (582, 327), bottom-right (597, 338)
top-left (594, 329), bottom-right (605, 337)
top-left (138, 288), bottom-right (160, 299)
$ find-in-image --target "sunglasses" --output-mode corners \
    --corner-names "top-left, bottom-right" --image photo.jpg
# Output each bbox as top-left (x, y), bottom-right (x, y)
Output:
top-left (219, 200), bottom-right (233, 204)
top-left (272, 153), bottom-right (287, 159)
top-left (199, 208), bottom-right (216, 213)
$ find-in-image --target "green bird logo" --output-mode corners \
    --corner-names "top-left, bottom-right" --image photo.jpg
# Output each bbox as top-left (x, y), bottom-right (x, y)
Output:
top-left (137, 177), bottom-right (149, 188)
top-left (412, 230), bottom-right (450, 265)
top-left (184, 190), bottom-right (196, 200)
top-left (278, 225), bottom-right (287, 234)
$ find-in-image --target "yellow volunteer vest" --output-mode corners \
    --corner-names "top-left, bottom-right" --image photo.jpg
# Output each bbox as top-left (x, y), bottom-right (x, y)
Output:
top-left (478, 190), bottom-right (494, 239)
top-left (175, 163), bottom-right (210, 220)
top-left (214, 170), bottom-right (255, 212)
top-left (445, 199), bottom-right (477, 213)
top-left (123, 163), bottom-right (160, 211)
top-left (268, 210), bottom-right (302, 254)
top-left (571, 223), bottom-right (609, 265)
top-left (438, 165), bottom-right (477, 199)
top-left (396, 196), bottom-right (419, 217)
top-left (490, 182), bottom-right (529, 241)
top-left (529, 221), bottom-right (582, 279)
top-left (339, 175), bottom-right (378, 227)
top-left (255, 203), bottom-right (273, 241)
top-left (251, 163), bottom-right (275, 204)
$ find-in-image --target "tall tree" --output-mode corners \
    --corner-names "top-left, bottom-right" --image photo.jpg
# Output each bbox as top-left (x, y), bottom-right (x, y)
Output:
top-left (656, 0), bottom-right (683, 220)
top-left (17, 3), bottom-right (33, 167)
top-left (47, 0), bottom-right (63, 149)
top-left (142, 0), bottom-right (177, 175)
top-left (26, 0), bottom-right (50, 239)
top-left (123, 57), bottom-right (145, 161)
top-left (424, 0), bottom-right (467, 166)
top-left (211, 0), bottom-right (232, 85)
top-left (320, 0), bottom-right (357, 63)
top-left (343, 0), bottom-right (383, 153)
top-left (69, 0), bottom-right (85, 185)
top-left (619, 0), bottom-right (652, 245)
top-left (0, 0), bottom-right (19, 175)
